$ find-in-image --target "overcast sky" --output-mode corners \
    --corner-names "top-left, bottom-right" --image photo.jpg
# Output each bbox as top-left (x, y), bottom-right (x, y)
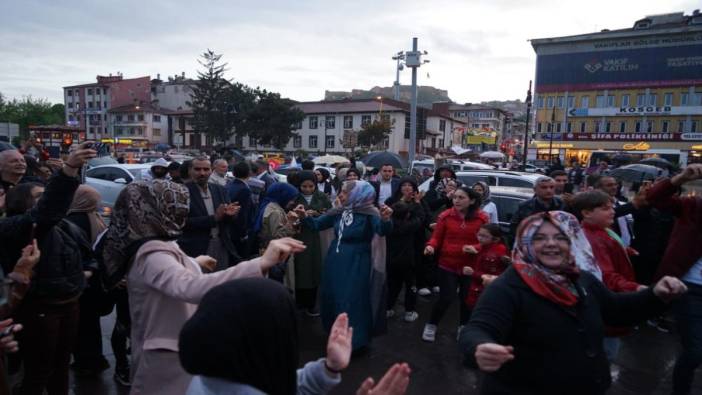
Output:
top-left (1, 0), bottom-right (698, 105)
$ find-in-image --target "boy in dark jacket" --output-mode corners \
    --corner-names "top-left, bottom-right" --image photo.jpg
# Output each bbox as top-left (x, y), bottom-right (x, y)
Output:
top-left (386, 201), bottom-right (423, 322)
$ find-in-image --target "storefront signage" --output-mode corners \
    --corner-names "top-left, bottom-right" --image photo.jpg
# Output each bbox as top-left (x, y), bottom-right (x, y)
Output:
top-left (537, 132), bottom-right (702, 142)
top-left (617, 106), bottom-right (671, 115)
top-left (466, 135), bottom-right (496, 144)
top-left (535, 143), bottom-right (574, 148)
top-left (622, 142), bottom-right (651, 150)
top-left (691, 145), bottom-right (702, 150)
top-left (565, 106), bottom-right (702, 117)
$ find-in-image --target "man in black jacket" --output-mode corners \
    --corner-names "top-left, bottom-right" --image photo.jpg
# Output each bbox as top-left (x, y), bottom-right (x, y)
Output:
top-left (509, 176), bottom-right (565, 243)
top-left (179, 156), bottom-right (240, 270)
top-left (226, 161), bottom-right (254, 259)
top-left (0, 143), bottom-right (96, 395)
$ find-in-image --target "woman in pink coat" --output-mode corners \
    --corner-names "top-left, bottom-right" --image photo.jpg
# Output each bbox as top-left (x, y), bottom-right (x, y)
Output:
top-left (101, 179), bottom-right (305, 395)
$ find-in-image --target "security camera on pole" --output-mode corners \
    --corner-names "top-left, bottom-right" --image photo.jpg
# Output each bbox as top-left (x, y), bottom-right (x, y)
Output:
top-left (404, 37), bottom-right (429, 170)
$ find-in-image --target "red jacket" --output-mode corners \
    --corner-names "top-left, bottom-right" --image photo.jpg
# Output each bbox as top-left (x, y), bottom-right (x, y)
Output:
top-left (427, 207), bottom-right (489, 274)
top-left (464, 242), bottom-right (509, 307)
top-left (582, 222), bottom-right (639, 293)
top-left (647, 178), bottom-right (702, 280)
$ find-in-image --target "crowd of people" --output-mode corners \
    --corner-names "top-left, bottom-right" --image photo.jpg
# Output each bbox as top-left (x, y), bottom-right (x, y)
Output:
top-left (0, 141), bottom-right (700, 394)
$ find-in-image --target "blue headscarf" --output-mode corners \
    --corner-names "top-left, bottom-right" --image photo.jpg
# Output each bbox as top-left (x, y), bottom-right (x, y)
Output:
top-left (253, 183), bottom-right (299, 233)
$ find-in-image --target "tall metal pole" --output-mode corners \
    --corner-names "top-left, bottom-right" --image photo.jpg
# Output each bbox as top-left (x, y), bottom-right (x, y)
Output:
top-left (521, 81), bottom-right (532, 169)
top-left (394, 56), bottom-right (402, 100)
top-left (408, 37), bottom-right (419, 168)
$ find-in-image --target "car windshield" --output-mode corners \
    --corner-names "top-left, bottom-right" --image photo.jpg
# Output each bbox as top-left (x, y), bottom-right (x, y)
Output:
top-left (88, 156), bottom-right (118, 167)
top-left (128, 169), bottom-right (144, 180)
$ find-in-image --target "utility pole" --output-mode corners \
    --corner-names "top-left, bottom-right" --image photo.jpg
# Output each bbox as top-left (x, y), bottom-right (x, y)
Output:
top-left (392, 52), bottom-right (405, 100)
top-left (405, 37), bottom-right (429, 169)
top-left (521, 81), bottom-right (532, 169)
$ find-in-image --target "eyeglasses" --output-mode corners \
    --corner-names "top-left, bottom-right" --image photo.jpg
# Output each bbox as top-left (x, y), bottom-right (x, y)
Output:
top-left (531, 234), bottom-right (570, 245)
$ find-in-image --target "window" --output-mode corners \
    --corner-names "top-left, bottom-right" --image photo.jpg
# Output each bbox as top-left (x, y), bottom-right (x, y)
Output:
top-left (67, 90), bottom-right (73, 97)
top-left (557, 96), bottom-right (564, 108)
top-left (153, 128), bottom-right (161, 137)
top-left (493, 196), bottom-right (526, 223)
top-left (439, 120), bottom-right (446, 132)
top-left (567, 122), bottom-right (572, 133)
top-left (635, 121), bottom-right (642, 132)
top-left (103, 101), bottom-right (107, 108)
top-left (567, 96), bottom-right (575, 108)
top-left (115, 115), bottom-right (122, 122)
top-left (637, 94), bottom-right (646, 106)
top-left (546, 97), bottom-right (554, 108)
top-left (647, 121), bottom-right (653, 133)
top-left (325, 116), bottom-right (335, 129)
top-left (596, 95), bottom-right (605, 108)
top-left (293, 135), bottom-right (302, 148)
top-left (87, 88), bottom-right (93, 95)
top-left (438, 138), bottom-right (444, 147)
top-left (89, 127), bottom-right (94, 135)
top-left (137, 114), bottom-right (144, 122)
top-left (581, 96), bottom-right (590, 108)
top-left (619, 121), bottom-right (626, 133)
top-left (580, 122), bottom-right (586, 133)
top-left (682, 93), bottom-right (689, 106)
top-left (607, 95), bottom-right (614, 107)
top-left (537, 123), bottom-right (542, 133)
top-left (664, 93), bottom-right (673, 106)
top-left (68, 115), bottom-right (75, 121)
top-left (431, 138), bottom-right (436, 148)
top-left (499, 178), bottom-right (534, 188)
top-left (235, 135), bottom-right (244, 147)
top-left (325, 135), bottom-right (335, 149)
top-left (68, 102), bottom-right (74, 109)
top-left (595, 122), bottom-right (600, 133)
top-left (662, 121), bottom-right (669, 133)
top-left (605, 122), bottom-right (611, 133)
top-left (249, 136), bottom-right (256, 146)
top-left (308, 135), bottom-right (318, 149)
top-left (621, 94), bottom-right (630, 107)
top-left (104, 114), bottom-right (107, 121)
top-left (153, 115), bottom-right (161, 122)
top-left (537, 96), bottom-right (544, 108)
top-left (361, 115), bottom-right (371, 127)
top-left (309, 116), bottom-right (318, 129)
top-left (127, 114), bottom-right (135, 122)
top-left (648, 94), bottom-right (656, 106)
top-left (556, 123), bottom-right (562, 133)
top-left (88, 102), bottom-right (93, 109)
top-left (693, 121), bottom-right (699, 133)
top-left (547, 123), bottom-right (552, 133)
top-left (292, 121), bottom-right (302, 130)
top-left (343, 115), bottom-right (353, 129)
top-left (679, 121), bottom-right (685, 132)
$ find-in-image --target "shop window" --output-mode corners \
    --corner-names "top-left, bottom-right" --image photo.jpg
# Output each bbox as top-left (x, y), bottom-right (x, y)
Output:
top-left (662, 121), bottom-right (669, 133)
top-left (619, 121), bottom-right (626, 133)
top-left (635, 121), bottom-right (642, 133)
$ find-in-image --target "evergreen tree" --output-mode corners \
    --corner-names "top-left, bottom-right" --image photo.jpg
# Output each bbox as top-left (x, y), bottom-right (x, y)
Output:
top-left (358, 117), bottom-right (394, 149)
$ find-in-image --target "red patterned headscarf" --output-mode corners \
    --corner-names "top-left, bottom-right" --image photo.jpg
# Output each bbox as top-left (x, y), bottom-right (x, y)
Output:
top-left (512, 211), bottom-right (601, 307)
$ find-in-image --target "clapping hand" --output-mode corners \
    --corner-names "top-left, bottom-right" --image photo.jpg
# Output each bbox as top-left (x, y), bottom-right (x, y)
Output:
top-left (325, 313), bottom-right (353, 375)
top-left (0, 319), bottom-right (22, 353)
top-left (653, 276), bottom-right (688, 302)
top-left (356, 363), bottom-right (411, 395)
top-left (475, 343), bottom-right (515, 372)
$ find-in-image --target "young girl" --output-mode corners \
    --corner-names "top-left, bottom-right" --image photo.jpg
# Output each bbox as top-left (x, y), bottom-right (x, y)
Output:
top-left (422, 186), bottom-right (488, 342)
top-left (293, 171), bottom-right (332, 316)
top-left (462, 223), bottom-right (510, 311)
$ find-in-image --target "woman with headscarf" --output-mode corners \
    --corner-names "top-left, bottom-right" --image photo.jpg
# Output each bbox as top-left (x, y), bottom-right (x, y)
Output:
top-left (64, 185), bottom-right (112, 376)
top-left (315, 168), bottom-right (334, 197)
top-left (295, 181), bottom-right (393, 350)
top-left (293, 171), bottom-right (332, 316)
top-left (101, 179), bottom-right (305, 395)
top-left (459, 211), bottom-right (687, 395)
top-left (472, 181), bottom-right (498, 224)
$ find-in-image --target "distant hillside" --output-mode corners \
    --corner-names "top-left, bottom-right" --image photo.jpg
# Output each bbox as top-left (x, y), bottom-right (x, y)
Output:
top-left (325, 85), bottom-right (451, 106)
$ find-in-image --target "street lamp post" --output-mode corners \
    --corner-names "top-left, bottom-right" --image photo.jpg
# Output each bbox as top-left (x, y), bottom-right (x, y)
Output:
top-left (521, 81), bottom-right (533, 169)
top-left (391, 52), bottom-right (405, 100)
top-left (404, 37), bottom-right (429, 169)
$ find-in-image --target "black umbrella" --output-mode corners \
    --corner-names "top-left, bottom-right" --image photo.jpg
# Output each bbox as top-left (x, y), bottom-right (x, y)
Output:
top-left (361, 151), bottom-right (408, 169)
top-left (610, 164), bottom-right (663, 183)
top-left (639, 157), bottom-right (673, 170)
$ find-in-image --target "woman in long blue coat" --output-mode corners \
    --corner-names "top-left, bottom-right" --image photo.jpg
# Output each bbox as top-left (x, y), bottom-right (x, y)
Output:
top-left (296, 180), bottom-right (393, 350)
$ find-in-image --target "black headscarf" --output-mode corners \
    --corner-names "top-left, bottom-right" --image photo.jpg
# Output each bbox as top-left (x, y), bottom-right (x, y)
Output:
top-left (179, 278), bottom-right (299, 395)
top-left (432, 165), bottom-right (457, 185)
top-left (387, 176), bottom-right (418, 206)
top-left (297, 170), bottom-right (317, 190)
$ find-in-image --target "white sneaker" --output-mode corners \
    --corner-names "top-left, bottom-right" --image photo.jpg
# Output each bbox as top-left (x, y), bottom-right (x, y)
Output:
top-left (386, 309), bottom-right (395, 318)
top-left (418, 288), bottom-right (431, 296)
top-left (422, 324), bottom-right (437, 342)
top-left (432, 286), bottom-right (440, 294)
top-left (404, 311), bottom-right (419, 322)
top-left (456, 325), bottom-right (465, 341)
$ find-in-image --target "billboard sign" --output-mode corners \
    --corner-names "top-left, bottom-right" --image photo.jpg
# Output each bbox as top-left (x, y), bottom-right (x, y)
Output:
top-left (566, 106), bottom-right (702, 117)
top-left (536, 35), bottom-right (702, 92)
top-left (535, 132), bottom-right (702, 141)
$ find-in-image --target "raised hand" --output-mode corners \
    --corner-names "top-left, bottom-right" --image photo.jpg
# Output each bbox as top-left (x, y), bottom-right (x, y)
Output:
top-left (355, 363), bottom-right (411, 395)
top-left (326, 313), bottom-right (353, 373)
top-left (672, 164), bottom-right (702, 186)
top-left (260, 238), bottom-right (306, 271)
top-left (63, 141), bottom-right (97, 177)
top-left (475, 343), bottom-right (514, 372)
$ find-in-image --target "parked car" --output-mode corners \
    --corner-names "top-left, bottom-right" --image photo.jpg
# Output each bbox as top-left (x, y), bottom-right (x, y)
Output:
top-left (85, 164), bottom-right (152, 208)
top-left (488, 186), bottom-right (534, 238)
top-left (419, 170), bottom-right (543, 193)
top-left (448, 160), bottom-right (495, 171)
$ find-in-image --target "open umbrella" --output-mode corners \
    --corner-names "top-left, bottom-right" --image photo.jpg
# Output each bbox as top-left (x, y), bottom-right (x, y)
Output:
top-left (610, 164), bottom-right (663, 183)
top-left (639, 157), bottom-right (673, 170)
top-left (312, 154), bottom-right (350, 165)
top-left (479, 151), bottom-right (505, 159)
top-left (361, 151), bottom-right (408, 169)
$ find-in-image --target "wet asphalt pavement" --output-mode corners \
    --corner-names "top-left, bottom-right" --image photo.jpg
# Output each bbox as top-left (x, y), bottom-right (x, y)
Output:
top-left (65, 292), bottom-right (701, 395)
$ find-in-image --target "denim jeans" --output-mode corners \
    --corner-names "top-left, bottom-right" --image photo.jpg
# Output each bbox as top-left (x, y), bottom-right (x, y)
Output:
top-left (672, 282), bottom-right (702, 395)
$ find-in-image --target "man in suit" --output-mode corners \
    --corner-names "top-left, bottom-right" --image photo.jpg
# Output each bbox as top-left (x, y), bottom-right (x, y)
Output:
top-left (226, 161), bottom-right (254, 259)
top-left (252, 159), bottom-right (277, 192)
top-left (179, 156), bottom-right (240, 270)
top-left (372, 163), bottom-right (400, 206)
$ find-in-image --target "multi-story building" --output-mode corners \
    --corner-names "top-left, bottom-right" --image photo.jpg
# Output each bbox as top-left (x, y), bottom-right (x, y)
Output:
top-left (151, 74), bottom-right (201, 149)
top-left (530, 11), bottom-right (702, 166)
top-left (108, 102), bottom-right (168, 149)
top-left (448, 103), bottom-right (509, 149)
top-left (234, 98), bottom-right (464, 156)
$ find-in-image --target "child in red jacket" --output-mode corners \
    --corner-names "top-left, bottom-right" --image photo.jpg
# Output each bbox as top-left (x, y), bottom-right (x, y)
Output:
top-left (572, 190), bottom-right (645, 362)
top-left (422, 186), bottom-right (488, 342)
top-left (462, 223), bottom-right (510, 309)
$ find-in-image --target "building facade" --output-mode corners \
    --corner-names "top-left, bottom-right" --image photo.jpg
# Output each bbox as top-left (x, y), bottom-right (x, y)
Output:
top-left (530, 11), bottom-right (702, 166)
top-left (448, 103), bottom-right (509, 150)
top-left (151, 74), bottom-right (201, 149)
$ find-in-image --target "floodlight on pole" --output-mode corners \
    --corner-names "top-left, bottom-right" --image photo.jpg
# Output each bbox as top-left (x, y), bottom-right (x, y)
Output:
top-left (405, 37), bottom-right (429, 170)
